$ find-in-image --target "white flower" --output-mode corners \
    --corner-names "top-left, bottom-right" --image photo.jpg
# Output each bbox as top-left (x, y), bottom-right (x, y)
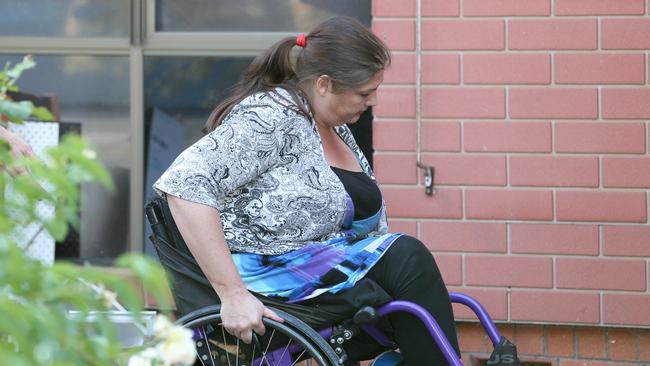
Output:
top-left (82, 148), bottom-right (97, 159)
top-left (150, 315), bottom-right (196, 365)
top-left (128, 347), bottom-right (157, 366)
top-left (156, 325), bottom-right (196, 366)
top-left (153, 315), bottom-right (173, 338)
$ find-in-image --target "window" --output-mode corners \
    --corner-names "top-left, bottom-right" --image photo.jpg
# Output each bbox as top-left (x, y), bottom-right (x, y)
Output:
top-left (0, 0), bottom-right (372, 262)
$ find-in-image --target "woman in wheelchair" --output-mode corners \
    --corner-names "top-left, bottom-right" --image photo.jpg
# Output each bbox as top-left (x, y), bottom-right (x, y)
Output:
top-left (152, 16), bottom-right (460, 366)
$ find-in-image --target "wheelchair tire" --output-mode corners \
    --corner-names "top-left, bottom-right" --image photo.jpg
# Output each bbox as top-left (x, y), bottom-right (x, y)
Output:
top-left (177, 305), bottom-right (341, 366)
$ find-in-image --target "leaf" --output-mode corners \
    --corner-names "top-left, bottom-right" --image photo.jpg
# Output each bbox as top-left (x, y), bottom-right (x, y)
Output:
top-left (0, 99), bottom-right (33, 124)
top-left (42, 219), bottom-right (68, 241)
top-left (5, 55), bottom-right (35, 80)
top-left (30, 106), bottom-right (54, 121)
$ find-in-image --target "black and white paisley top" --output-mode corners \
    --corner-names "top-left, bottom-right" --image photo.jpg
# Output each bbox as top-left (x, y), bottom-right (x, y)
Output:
top-left (154, 88), bottom-right (388, 255)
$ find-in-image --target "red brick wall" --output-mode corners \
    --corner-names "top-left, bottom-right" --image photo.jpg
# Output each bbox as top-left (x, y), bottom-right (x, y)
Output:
top-left (371, 0), bottom-right (650, 363)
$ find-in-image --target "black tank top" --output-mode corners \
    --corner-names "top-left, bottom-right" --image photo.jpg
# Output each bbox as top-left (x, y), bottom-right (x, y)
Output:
top-left (331, 166), bottom-right (382, 220)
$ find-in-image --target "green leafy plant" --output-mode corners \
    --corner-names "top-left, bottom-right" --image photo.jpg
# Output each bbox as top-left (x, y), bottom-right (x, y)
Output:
top-left (0, 56), bottom-right (193, 365)
top-left (0, 55), bottom-right (54, 123)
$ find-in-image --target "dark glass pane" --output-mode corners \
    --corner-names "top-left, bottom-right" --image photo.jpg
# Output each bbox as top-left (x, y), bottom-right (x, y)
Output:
top-left (0, 54), bottom-right (130, 261)
top-left (155, 0), bottom-right (370, 32)
top-left (143, 56), bottom-right (253, 256)
top-left (0, 0), bottom-right (129, 37)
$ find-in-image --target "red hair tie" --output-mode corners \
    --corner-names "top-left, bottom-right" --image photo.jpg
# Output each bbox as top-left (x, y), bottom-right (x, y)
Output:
top-left (295, 33), bottom-right (307, 48)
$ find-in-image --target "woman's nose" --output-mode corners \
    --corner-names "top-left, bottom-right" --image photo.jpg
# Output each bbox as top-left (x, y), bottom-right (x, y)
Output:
top-left (365, 91), bottom-right (378, 107)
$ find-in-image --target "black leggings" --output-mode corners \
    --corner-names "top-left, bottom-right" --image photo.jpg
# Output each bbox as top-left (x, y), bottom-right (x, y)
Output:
top-left (307, 235), bottom-right (460, 365)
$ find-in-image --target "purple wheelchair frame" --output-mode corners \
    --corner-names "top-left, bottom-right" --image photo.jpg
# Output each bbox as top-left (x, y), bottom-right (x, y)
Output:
top-left (194, 292), bottom-right (501, 366)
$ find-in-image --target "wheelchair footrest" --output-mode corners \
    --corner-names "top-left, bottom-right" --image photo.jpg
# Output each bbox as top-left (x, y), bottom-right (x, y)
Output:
top-left (487, 336), bottom-right (521, 366)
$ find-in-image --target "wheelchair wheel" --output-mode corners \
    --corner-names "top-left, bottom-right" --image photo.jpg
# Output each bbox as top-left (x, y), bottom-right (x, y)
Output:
top-left (177, 305), bottom-right (341, 366)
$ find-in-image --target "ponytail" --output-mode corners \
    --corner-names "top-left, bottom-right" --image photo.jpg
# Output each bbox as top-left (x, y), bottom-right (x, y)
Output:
top-left (204, 16), bottom-right (390, 133)
top-left (204, 37), bottom-right (306, 133)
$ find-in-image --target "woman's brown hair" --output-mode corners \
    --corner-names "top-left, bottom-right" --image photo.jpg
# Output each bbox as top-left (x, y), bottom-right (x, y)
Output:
top-left (203, 16), bottom-right (391, 133)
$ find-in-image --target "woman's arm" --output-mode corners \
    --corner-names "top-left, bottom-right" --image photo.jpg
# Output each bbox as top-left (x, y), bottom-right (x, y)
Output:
top-left (167, 195), bottom-right (283, 343)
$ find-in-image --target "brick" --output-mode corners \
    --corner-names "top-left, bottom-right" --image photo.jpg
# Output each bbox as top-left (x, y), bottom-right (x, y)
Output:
top-left (464, 54), bottom-right (550, 84)
top-left (464, 122), bottom-right (551, 153)
top-left (511, 291), bottom-right (600, 323)
top-left (557, 258), bottom-right (647, 291)
top-left (421, 121), bottom-right (461, 152)
top-left (576, 327), bottom-right (606, 358)
top-left (466, 189), bottom-right (553, 221)
top-left (464, 0), bottom-right (550, 16)
top-left (382, 53), bottom-right (415, 84)
top-left (457, 322), bottom-right (489, 352)
top-left (510, 224), bottom-right (599, 255)
top-left (422, 20), bottom-right (505, 50)
top-left (420, 221), bottom-right (506, 253)
top-left (422, 0), bottom-right (460, 16)
top-left (374, 153), bottom-right (417, 184)
top-left (509, 19), bottom-right (598, 50)
top-left (556, 190), bottom-right (647, 223)
top-left (602, 88), bottom-right (650, 119)
top-left (422, 54), bottom-right (460, 84)
top-left (422, 88), bottom-right (505, 118)
top-left (602, 19), bottom-right (650, 49)
top-left (386, 219), bottom-right (417, 237)
top-left (372, 0), bottom-right (461, 16)
top-left (555, 0), bottom-right (645, 15)
top-left (498, 325), bottom-right (516, 345)
top-left (560, 361), bottom-right (638, 366)
top-left (510, 156), bottom-right (599, 188)
top-left (640, 330), bottom-right (650, 361)
top-left (547, 327), bottom-right (576, 357)
top-left (509, 88), bottom-right (597, 119)
top-left (516, 325), bottom-right (545, 355)
top-left (373, 120), bottom-right (416, 151)
top-left (465, 255), bottom-right (552, 287)
top-left (372, 19), bottom-right (414, 51)
top-left (434, 254), bottom-right (462, 285)
top-left (602, 225), bottom-right (650, 257)
top-left (603, 157), bottom-right (650, 188)
top-left (372, 0), bottom-right (415, 16)
top-left (555, 122), bottom-right (646, 154)
top-left (421, 154), bottom-right (507, 186)
top-left (607, 328), bottom-right (637, 361)
top-left (448, 287), bottom-right (508, 320)
top-left (604, 294), bottom-right (650, 326)
top-left (555, 53), bottom-right (645, 84)
top-left (382, 186), bottom-right (462, 219)
top-left (375, 86), bottom-right (415, 118)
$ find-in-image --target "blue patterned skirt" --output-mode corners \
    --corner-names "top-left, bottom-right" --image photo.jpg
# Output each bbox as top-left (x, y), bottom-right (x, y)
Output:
top-left (231, 195), bottom-right (402, 303)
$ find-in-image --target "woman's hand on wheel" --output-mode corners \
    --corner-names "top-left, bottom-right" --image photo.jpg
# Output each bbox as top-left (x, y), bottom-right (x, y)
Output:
top-left (220, 288), bottom-right (284, 344)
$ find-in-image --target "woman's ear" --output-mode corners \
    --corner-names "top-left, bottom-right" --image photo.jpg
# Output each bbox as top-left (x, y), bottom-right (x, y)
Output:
top-left (315, 75), bottom-right (331, 97)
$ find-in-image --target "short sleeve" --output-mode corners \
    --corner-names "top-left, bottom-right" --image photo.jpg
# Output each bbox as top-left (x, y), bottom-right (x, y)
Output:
top-left (153, 94), bottom-right (297, 209)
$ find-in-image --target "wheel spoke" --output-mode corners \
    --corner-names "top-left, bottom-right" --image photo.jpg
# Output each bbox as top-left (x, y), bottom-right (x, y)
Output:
top-left (235, 337), bottom-right (240, 366)
top-left (220, 323), bottom-right (232, 366)
top-left (199, 325), bottom-right (215, 366)
top-left (258, 329), bottom-right (276, 366)
top-left (274, 338), bottom-right (293, 366)
top-left (289, 349), bottom-right (307, 366)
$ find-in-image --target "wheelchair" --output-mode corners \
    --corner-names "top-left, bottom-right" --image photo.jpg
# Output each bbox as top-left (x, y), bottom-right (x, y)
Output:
top-left (145, 197), bottom-right (520, 366)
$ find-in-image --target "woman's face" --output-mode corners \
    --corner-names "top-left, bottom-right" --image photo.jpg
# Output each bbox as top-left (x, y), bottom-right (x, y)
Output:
top-left (312, 70), bottom-right (384, 128)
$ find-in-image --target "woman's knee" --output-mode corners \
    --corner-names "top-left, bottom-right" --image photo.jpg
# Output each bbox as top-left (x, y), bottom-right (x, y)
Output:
top-left (374, 235), bottom-right (442, 281)
top-left (390, 235), bottom-right (436, 266)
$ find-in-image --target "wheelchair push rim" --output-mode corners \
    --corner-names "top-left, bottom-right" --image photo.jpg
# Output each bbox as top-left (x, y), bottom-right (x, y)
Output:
top-left (179, 306), bottom-right (341, 366)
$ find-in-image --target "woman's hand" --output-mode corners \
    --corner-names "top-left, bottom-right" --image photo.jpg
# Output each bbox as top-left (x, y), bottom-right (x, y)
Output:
top-left (0, 126), bottom-right (34, 158)
top-left (220, 288), bottom-right (284, 344)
